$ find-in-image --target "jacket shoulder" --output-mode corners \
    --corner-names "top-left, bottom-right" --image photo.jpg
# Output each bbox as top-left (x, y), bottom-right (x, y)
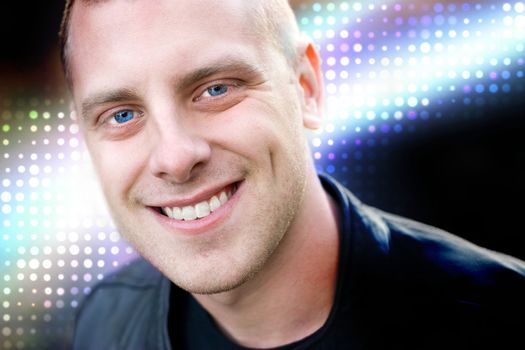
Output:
top-left (73, 258), bottom-right (169, 350)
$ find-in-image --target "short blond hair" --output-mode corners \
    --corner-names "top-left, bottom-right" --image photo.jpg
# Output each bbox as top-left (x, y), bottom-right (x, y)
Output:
top-left (59, 0), bottom-right (301, 87)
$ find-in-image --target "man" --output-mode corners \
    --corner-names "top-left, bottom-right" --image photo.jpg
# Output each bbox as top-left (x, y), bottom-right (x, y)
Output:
top-left (61, 0), bottom-right (525, 349)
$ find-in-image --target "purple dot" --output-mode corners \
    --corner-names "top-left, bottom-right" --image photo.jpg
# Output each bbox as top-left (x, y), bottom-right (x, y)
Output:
top-left (395, 31), bottom-right (402, 38)
top-left (489, 72), bottom-right (498, 79)
top-left (355, 139), bottom-right (362, 146)
top-left (354, 31), bottom-right (362, 39)
top-left (408, 16), bottom-right (418, 26)
top-left (394, 4), bottom-right (402, 11)
top-left (421, 16), bottom-right (432, 26)
top-left (463, 85), bottom-right (472, 93)
top-left (368, 125), bottom-right (376, 133)
top-left (381, 124), bottom-right (390, 133)
top-left (340, 43), bottom-right (349, 52)
top-left (328, 153), bottom-right (335, 160)
top-left (408, 111), bottom-right (417, 120)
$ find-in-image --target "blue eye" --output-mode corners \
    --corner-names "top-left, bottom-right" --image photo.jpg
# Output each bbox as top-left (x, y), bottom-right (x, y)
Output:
top-left (205, 84), bottom-right (228, 97)
top-left (111, 110), bottom-right (135, 124)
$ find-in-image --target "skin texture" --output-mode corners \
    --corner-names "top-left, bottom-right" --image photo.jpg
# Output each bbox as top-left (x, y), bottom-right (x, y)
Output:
top-left (68, 0), bottom-right (339, 347)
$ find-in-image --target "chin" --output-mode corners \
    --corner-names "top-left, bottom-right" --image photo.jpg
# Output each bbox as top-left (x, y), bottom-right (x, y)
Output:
top-left (169, 265), bottom-right (257, 295)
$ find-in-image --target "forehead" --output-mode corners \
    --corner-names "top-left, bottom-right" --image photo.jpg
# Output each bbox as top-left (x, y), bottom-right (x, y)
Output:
top-left (70, 0), bottom-right (250, 37)
top-left (68, 0), bottom-right (277, 96)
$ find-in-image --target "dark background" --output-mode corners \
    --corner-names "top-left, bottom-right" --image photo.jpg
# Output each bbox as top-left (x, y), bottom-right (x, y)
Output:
top-left (1, 1), bottom-right (524, 261)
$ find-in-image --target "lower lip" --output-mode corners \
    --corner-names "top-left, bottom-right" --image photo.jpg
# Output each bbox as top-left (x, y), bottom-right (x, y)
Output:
top-left (150, 181), bottom-right (244, 235)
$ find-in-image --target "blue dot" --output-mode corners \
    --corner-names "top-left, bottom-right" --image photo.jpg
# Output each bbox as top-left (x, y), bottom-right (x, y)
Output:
top-left (434, 15), bottom-right (445, 25)
top-left (501, 71), bottom-right (511, 79)
top-left (354, 151), bottom-right (363, 160)
top-left (326, 165), bottom-right (335, 174)
top-left (489, 84), bottom-right (499, 93)
top-left (475, 84), bottom-right (485, 93)
top-left (502, 84), bottom-right (511, 93)
top-left (463, 97), bottom-right (471, 105)
top-left (517, 71), bottom-right (523, 78)
top-left (394, 124), bottom-right (403, 133)
top-left (448, 4), bottom-right (457, 12)
top-left (421, 111), bottom-right (430, 119)
top-left (462, 3), bottom-right (471, 11)
top-left (434, 3), bottom-right (444, 13)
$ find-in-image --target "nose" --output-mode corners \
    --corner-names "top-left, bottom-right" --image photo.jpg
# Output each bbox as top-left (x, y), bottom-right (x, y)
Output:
top-left (147, 117), bottom-right (211, 184)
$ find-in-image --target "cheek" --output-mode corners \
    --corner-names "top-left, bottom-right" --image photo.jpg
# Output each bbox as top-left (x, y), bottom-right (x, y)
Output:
top-left (205, 97), bottom-right (304, 162)
top-left (85, 137), bottom-right (148, 203)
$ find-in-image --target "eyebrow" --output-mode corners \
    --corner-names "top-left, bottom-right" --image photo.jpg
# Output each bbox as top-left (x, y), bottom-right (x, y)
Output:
top-left (174, 58), bottom-right (264, 91)
top-left (80, 57), bottom-right (264, 121)
top-left (81, 88), bottom-right (141, 121)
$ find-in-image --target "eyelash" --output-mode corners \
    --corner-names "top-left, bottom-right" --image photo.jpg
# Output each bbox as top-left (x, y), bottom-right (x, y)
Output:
top-left (193, 80), bottom-right (241, 102)
top-left (99, 108), bottom-right (144, 128)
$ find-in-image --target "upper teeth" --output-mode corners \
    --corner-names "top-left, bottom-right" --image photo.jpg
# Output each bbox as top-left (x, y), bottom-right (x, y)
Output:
top-left (162, 187), bottom-right (232, 221)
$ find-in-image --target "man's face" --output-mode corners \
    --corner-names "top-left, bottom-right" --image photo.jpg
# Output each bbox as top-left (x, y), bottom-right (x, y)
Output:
top-left (69, 0), bottom-right (312, 294)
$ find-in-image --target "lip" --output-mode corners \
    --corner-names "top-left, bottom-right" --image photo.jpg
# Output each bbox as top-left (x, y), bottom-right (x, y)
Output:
top-left (152, 180), bottom-right (239, 209)
top-left (148, 180), bottom-right (244, 235)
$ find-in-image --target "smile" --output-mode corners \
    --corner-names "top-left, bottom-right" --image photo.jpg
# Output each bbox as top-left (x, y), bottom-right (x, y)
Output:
top-left (160, 183), bottom-right (239, 221)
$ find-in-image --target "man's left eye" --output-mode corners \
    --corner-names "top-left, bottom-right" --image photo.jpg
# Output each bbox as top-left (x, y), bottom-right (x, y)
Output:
top-left (202, 84), bottom-right (229, 97)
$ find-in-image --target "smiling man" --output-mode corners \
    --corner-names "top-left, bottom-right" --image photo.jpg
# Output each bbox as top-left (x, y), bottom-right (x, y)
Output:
top-left (61, 0), bottom-right (525, 349)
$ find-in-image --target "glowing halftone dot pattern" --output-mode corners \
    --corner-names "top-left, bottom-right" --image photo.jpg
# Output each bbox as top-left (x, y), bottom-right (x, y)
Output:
top-left (295, 0), bottom-right (525, 176)
top-left (1, 100), bottom-right (136, 349)
top-left (1, 1), bottom-right (524, 348)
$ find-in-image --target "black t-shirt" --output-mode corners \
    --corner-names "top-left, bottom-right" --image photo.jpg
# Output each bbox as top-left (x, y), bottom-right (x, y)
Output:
top-left (73, 175), bottom-right (525, 350)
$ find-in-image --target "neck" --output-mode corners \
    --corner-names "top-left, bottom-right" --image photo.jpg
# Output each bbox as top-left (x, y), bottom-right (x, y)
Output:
top-left (193, 168), bottom-right (340, 348)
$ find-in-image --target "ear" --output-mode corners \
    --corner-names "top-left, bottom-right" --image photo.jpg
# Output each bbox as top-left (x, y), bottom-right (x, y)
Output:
top-left (296, 39), bottom-right (324, 130)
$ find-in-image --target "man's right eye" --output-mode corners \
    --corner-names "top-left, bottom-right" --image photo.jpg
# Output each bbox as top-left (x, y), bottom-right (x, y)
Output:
top-left (108, 110), bottom-right (137, 125)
